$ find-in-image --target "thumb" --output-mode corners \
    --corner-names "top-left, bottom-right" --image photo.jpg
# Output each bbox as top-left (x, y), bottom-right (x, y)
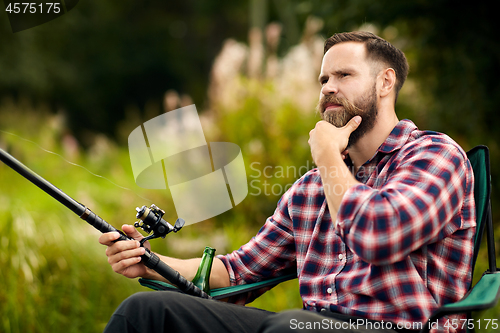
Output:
top-left (122, 224), bottom-right (145, 241)
top-left (343, 116), bottom-right (362, 133)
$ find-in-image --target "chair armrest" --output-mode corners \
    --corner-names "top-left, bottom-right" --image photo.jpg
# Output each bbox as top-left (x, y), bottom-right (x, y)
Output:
top-left (439, 271), bottom-right (500, 314)
top-left (419, 271), bottom-right (500, 333)
top-left (139, 278), bottom-right (178, 292)
top-left (139, 273), bottom-right (297, 300)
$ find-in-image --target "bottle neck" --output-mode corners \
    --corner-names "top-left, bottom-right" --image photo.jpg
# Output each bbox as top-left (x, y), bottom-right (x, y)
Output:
top-left (192, 246), bottom-right (216, 294)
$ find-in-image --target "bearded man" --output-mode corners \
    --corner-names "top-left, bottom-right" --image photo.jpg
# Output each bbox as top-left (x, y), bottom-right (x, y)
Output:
top-left (100, 31), bottom-right (475, 333)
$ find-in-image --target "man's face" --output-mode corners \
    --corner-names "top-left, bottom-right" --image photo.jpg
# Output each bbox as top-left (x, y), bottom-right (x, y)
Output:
top-left (316, 42), bottom-right (380, 147)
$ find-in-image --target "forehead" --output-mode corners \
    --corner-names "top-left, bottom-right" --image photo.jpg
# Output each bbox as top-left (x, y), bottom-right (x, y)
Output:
top-left (320, 41), bottom-right (371, 73)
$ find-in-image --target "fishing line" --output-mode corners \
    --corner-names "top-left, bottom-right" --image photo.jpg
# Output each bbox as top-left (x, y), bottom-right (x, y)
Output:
top-left (0, 129), bottom-right (153, 203)
top-left (0, 138), bottom-right (210, 299)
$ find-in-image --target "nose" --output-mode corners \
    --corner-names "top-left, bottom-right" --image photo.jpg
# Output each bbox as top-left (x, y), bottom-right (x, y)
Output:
top-left (321, 78), bottom-right (338, 96)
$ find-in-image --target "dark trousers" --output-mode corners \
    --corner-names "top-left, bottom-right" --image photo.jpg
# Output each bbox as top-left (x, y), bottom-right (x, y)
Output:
top-left (103, 291), bottom-right (416, 333)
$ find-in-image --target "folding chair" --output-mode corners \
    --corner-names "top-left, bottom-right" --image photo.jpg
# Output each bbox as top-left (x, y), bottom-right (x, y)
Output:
top-left (139, 145), bottom-right (500, 332)
top-left (419, 145), bottom-right (500, 332)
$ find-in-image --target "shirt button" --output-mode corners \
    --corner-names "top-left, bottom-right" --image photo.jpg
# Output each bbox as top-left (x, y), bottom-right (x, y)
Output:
top-left (327, 287), bottom-right (333, 294)
top-left (338, 254), bottom-right (344, 260)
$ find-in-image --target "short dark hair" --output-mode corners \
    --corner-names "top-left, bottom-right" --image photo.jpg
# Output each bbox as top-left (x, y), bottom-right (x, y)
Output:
top-left (324, 31), bottom-right (409, 102)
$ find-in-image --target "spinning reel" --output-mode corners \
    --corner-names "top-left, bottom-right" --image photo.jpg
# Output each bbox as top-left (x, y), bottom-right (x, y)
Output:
top-left (134, 204), bottom-right (185, 246)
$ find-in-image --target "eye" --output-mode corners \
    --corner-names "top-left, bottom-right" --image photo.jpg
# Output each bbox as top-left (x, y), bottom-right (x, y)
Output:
top-left (339, 73), bottom-right (350, 78)
top-left (319, 77), bottom-right (328, 85)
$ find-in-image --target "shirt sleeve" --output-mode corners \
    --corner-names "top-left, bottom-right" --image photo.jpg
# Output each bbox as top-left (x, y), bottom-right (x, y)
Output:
top-left (217, 183), bottom-right (297, 304)
top-left (335, 139), bottom-right (474, 266)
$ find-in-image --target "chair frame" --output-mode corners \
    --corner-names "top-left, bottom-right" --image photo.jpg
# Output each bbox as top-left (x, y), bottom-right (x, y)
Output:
top-left (419, 145), bottom-right (500, 333)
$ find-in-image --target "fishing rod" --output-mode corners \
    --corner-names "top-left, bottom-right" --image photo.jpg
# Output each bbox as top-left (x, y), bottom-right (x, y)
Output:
top-left (0, 147), bottom-right (211, 299)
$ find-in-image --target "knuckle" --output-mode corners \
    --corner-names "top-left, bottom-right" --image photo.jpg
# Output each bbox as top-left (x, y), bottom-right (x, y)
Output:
top-left (114, 260), bottom-right (127, 272)
top-left (115, 250), bottom-right (128, 262)
top-left (112, 263), bottom-right (122, 274)
top-left (99, 234), bottom-right (111, 245)
top-left (116, 240), bottom-right (136, 251)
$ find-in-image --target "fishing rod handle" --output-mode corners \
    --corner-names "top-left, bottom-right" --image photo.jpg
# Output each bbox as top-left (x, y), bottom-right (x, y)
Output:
top-left (80, 207), bottom-right (130, 240)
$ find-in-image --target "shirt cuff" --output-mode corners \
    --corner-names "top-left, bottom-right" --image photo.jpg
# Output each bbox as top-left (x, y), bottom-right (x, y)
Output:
top-left (335, 183), bottom-right (375, 240)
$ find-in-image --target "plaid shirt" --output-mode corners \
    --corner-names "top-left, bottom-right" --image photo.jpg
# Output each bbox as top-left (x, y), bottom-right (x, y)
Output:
top-left (219, 119), bottom-right (475, 332)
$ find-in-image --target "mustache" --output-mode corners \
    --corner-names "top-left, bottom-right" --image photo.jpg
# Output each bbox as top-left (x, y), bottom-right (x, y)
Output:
top-left (316, 95), bottom-right (363, 115)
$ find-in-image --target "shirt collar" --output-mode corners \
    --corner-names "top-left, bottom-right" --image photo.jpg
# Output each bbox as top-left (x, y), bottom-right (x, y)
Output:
top-left (376, 119), bottom-right (417, 154)
top-left (345, 119), bottom-right (418, 168)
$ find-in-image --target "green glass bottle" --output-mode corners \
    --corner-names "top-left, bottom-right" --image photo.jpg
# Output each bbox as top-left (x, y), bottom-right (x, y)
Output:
top-left (191, 246), bottom-right (216, 294)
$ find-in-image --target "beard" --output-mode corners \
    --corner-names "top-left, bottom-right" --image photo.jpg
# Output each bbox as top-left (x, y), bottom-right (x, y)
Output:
top-left (316, 84), bottom-right (378, 148)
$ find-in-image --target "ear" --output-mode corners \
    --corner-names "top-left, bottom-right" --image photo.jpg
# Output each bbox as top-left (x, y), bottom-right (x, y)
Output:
top-left (379, 68), bottom-right (396, 99)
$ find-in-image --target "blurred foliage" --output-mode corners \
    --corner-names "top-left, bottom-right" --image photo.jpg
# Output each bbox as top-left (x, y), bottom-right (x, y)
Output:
top-left (0, 0), bottom-right (250, 143)
top-left (1, 0), bottom-right (499, 332)
top-left (1, 0), bottom-right (498, 154)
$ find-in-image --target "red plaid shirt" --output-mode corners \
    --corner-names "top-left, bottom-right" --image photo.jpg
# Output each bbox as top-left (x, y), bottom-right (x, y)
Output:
top-left (219, 119), bottom-right (475, 332)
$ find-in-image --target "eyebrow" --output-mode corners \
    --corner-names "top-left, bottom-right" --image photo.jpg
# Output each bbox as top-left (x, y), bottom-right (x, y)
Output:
top-left (318, 67), bottom-right (358, 83)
